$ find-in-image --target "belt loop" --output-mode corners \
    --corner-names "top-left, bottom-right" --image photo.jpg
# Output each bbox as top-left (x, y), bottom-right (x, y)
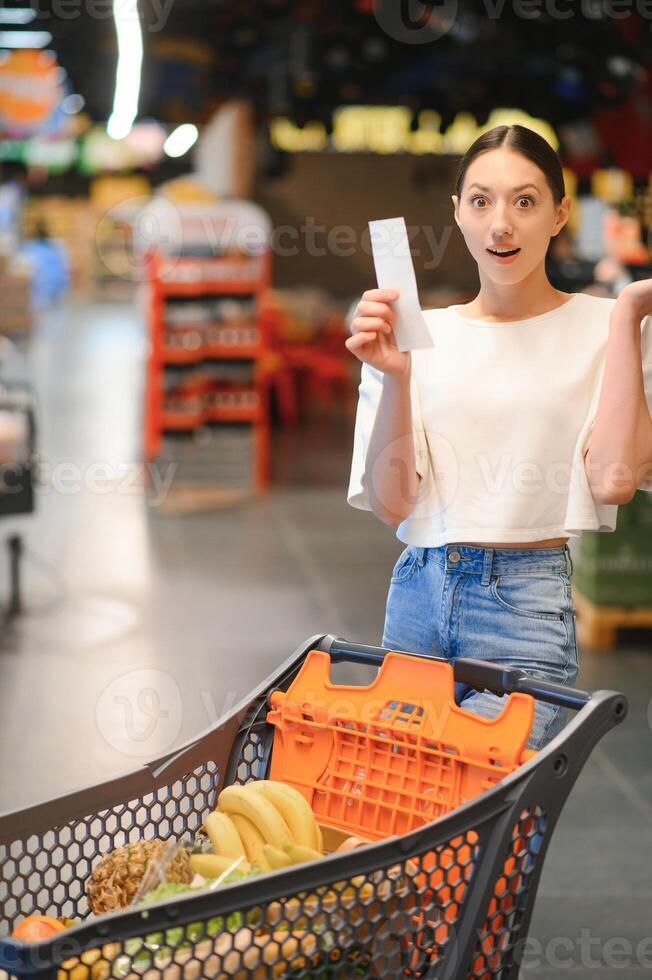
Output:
top-left (481, 548), bottom-right (494, 587)
top-left (415, 546), bottom-right (426, 566)
top-left (565, 544), bottom-right (574, 576)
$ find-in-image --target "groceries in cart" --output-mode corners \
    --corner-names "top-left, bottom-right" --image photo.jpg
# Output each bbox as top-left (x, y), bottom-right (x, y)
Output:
top-left (8, 778), bottom-right (393, 979)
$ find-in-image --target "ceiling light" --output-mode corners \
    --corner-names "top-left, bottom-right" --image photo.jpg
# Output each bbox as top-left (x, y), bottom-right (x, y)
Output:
top-left (0, 30), bottom-right (52, 47)
top-left (0, 7), bottom-right (37, 24)
top-left (163, 123), bottom-right (199, 158)
top-left (106, 0), bottom-right (142, 141)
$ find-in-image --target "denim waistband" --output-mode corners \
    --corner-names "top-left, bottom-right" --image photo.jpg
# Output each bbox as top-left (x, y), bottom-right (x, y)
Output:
top-left (410, 543), bottom-right (573, 578)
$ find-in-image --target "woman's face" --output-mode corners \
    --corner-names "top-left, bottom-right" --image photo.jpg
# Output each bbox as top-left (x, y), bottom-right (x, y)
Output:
top-left (451, 147), bottom-right (571, 285)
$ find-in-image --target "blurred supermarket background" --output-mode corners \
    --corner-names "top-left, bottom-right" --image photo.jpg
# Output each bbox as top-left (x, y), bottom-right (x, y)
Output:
top-left (0, 2), bottom-right (652, 973)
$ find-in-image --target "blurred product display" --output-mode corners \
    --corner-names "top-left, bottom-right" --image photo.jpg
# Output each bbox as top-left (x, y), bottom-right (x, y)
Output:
top-left (144, 246), bottom-right (272, 498)
top-left (0, 253), bottom-right (32, 336)
top-left (91, 176), bottom-right (152, 300)
top-left (258, 287), bottom-right (356, 425)
top-left (21, 197), bottom-right (94, 296)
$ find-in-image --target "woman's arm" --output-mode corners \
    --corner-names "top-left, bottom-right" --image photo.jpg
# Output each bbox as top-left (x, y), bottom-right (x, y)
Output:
top-left (364, 364), bottom-right (422, 526)
top-left (345, 288), bottom-right (424, 526)
top-left (584, 287), bottom-right (652, 504)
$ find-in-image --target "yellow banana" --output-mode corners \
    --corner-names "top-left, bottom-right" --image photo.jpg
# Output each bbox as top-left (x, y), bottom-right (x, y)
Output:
top-left (218, 784), bottom-right (291, 848)
top-left (189, 853), bottom-right (250, 878)
top-left (248, 781), bottom-right (320, 851)
top-left (282, 841), bottom-right (323, 864)
top-left (229, 813), bottom-right (270, 870)
top-left (262, 844), bottom-right (294, 870)
top-left (329, 874), bottom-right (373, 904)
top-left (204, 810), bottom-right (246, 859)
top-left (58, 945), bottom-right (122, 980)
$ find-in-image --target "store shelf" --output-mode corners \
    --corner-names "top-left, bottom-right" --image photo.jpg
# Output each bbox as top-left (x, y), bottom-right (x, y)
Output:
top-left (160, 411), bottom-right (205, 431)
top-left (159, 280), bottom-right (264, 297)
top-left (161, 404), bottom-right (261, 429)
top-left (161, 343), bottom-right (263, 365)
top-left (144, 249), bottom-right (272, 492)
top-left (207, 404), bottom-right (261, 423)
top-left (156, 257), bottom-right (268, 296)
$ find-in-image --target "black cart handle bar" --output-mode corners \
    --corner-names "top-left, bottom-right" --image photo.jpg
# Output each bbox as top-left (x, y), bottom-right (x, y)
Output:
top-left (322, 636), bottom-right (592, 711)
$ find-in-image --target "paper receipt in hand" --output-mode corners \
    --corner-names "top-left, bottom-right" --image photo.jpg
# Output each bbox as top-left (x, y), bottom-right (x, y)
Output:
top-left (368, 216), bottom-right (433, 351)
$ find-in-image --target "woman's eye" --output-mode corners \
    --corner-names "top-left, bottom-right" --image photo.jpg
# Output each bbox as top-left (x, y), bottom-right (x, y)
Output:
top-left (469, 195), bottom-right (535, 208)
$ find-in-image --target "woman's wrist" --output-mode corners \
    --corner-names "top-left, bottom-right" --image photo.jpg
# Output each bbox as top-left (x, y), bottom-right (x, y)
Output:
top-left (614, 284), bottom-right (649, 324)
top-left (383, 354), bottom-right (412, 385)
top-left (610, 294), bottom-right (646, 335)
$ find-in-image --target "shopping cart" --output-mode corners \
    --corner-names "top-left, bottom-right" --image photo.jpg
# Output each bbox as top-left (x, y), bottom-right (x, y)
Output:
top-left (0, 633), bottom-right (627, 980)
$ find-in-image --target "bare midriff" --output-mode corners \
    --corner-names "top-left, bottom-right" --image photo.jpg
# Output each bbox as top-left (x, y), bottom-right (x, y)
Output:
top-left (452, 538), bottom-right (569, 549)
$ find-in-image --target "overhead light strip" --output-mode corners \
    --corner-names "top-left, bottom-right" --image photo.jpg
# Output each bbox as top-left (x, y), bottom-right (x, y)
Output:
top-left (0, 8), bottom-right (37, 24)
top-left (0, 29), bottom-right (51, 47)
top-left (106, 0), bottom-right (142, 140)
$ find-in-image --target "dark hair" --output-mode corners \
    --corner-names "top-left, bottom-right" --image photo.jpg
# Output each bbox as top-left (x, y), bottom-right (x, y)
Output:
top-left (454, 125), bottom-right (565, 205)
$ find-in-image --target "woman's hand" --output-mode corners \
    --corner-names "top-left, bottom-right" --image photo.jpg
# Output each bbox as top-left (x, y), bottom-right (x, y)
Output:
top-left (345, 288), bottom-right (410, 378)
top-left (615, 279), bottom-right (652, 321)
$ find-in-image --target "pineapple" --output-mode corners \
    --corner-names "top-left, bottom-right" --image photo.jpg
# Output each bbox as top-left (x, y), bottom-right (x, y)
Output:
top-left (87, 839), bottom-right (191, 914)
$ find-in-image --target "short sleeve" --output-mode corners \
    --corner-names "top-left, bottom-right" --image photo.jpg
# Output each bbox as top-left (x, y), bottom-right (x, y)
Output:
top-left (637, 315), bottom-right (652, 492)
top-left (347, 361), bottom-right (428, 511)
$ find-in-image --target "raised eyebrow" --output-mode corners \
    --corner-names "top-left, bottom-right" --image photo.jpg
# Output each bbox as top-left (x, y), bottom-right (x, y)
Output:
top-left (467, 183), bottom-right (540, 194)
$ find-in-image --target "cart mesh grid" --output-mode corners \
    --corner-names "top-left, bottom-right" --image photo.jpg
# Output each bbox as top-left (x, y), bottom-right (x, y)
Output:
top-left (0, 798), bottom-right (545, 978)
top-left (0, 634), bottom-right (627, 979)
top-left (0, 762), bottom-right (220, 930)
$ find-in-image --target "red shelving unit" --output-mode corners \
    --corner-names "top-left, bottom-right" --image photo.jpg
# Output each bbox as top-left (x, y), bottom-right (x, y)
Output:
top-left (144, 250), bottom-right (272, 492)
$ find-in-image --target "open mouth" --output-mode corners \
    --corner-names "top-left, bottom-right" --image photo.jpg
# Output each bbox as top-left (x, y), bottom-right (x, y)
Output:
top-left (487, 247), bottom-right (520, 257)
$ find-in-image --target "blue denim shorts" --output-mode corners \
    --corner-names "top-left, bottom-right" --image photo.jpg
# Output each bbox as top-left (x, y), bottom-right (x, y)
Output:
top-left (381, 543), bottom-right (579, 751)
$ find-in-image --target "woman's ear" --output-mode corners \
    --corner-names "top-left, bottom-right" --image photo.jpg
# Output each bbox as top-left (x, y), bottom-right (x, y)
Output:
top-left (553, 194), bottom-right (572, 235)
top-left (451, 195), bottom-right (460, 228)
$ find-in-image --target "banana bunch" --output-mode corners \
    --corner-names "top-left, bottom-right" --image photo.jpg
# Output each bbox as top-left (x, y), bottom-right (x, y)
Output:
top-left (190, 780), bottom-right (324, 878)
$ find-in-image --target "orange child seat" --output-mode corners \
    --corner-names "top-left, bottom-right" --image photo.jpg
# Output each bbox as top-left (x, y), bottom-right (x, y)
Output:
top-left (267, 649), bottom-right (537, 838)
top-left (266, 650), bottom-right (540, 978)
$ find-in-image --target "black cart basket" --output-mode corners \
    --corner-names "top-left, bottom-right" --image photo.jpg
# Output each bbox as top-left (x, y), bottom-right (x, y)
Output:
top-left (0, 634), bottom-right (627, 979)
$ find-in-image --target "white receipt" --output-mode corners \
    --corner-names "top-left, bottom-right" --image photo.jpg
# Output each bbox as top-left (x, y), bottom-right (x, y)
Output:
top-left (368, 216), bottom-right (433, 352)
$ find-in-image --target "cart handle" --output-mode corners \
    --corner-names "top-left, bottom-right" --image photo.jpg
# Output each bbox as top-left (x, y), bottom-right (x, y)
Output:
top-left (321, 636), bottom-right (593, 711)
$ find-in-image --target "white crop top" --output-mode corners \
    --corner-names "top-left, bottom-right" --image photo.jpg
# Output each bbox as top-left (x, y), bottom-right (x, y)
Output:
top-left (347, 292), bottom-right (652, 546)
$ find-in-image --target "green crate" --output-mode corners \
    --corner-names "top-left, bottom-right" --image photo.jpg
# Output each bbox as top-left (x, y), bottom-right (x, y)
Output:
top-left (573, 520), bottom-right (652, 606)
top-left (630, 490), bottom-right (652, 527)
top-left (614, 491), bottom-right (652, 528)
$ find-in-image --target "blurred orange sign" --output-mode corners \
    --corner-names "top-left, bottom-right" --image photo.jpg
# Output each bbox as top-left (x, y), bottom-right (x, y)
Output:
top-left (0, 49), bottom-right (64, 135)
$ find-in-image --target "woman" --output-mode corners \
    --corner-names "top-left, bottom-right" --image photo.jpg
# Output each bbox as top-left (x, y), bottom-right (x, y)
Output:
top-left (346, 124), bottom-right (652, 750)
